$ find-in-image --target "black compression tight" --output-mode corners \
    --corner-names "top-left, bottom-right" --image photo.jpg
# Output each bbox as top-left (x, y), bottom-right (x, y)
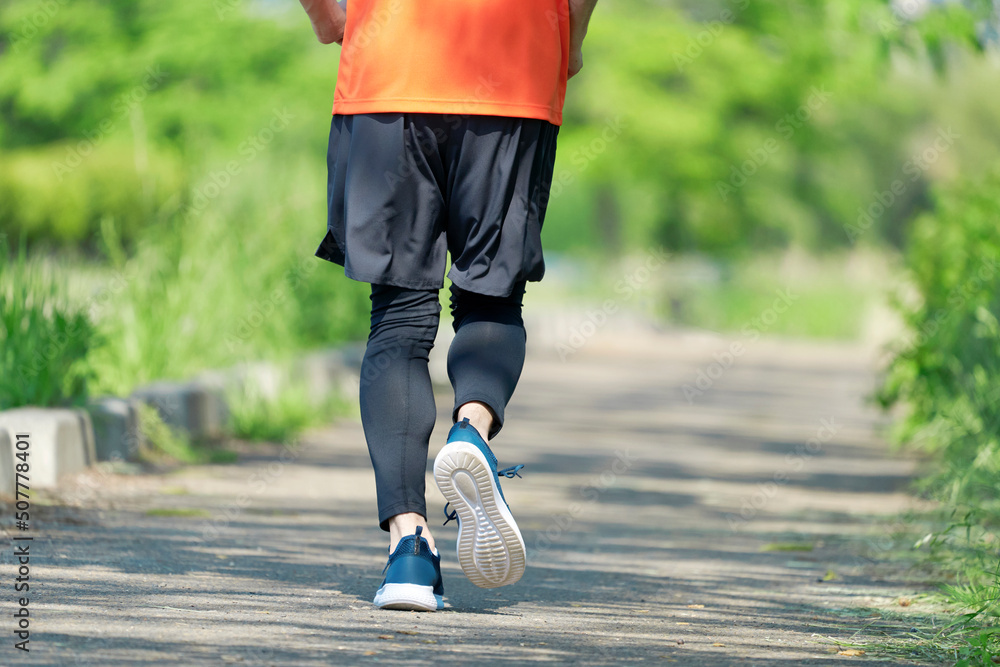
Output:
top-left (359, 282), bottom-right (527, 530)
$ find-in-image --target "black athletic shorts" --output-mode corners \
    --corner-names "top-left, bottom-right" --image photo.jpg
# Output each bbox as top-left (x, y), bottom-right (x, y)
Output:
top-left (315, 113), bottom-right (559, 297)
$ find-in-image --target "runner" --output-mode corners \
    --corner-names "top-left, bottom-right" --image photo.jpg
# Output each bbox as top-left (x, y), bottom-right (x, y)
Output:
top-left (298, 0), bottom-right (598, 610)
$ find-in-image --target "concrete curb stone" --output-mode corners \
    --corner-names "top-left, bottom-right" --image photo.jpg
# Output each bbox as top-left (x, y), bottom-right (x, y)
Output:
top-left (0, 408), bottom-right (95, 488)
top-left (131, 382), bottom-right (228, 443)
top-left (87, 397), bottom-right (145, 462)
top-left (76, 409), bottom-right (97, 465)
top-left (0, 343), bottom-right (364, 492)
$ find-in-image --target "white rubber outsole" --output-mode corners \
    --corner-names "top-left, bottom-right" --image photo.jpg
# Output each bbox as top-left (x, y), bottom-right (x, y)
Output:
top-left (372, 583), bottom-right (443, 611)
top-left (434, 442), bottom-right (525, 589)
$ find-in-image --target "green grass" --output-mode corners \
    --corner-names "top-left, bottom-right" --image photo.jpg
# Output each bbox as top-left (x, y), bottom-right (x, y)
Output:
top-left (826, 601), bottom-right (1000, 666)
top-left (0, 237), bottom-right (97, 408)
top-left (3, 142), bottom-right (368, 426)
top-left (943, 572), bottom-right (1000, 667)
top-left (1, 155), bottom-right (367, 451)
top-left (822, 511), bottom-right (1000, 665)
top-left (1, 155), bottom-right (366, 459)
top-left (915, 518), bottom-right (1000, 665)
top-left (824, 607), bottom-right (965, 664)
top-left (675, 280), bottom-right (867, 340)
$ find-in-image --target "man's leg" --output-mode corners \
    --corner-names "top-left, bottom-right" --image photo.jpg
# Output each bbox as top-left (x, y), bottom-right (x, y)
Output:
top-left (447, 281), bottom-right (528, 440)
top-left (360, 283), bottom-right (440, 552)
top-left (432, 281), bottom-right (529, 588)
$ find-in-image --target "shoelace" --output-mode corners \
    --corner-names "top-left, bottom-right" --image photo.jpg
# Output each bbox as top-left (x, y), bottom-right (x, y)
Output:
top-left (442, 464), bottom-right (524, 526)
top-left (499, 464), bottom-right (525, 479)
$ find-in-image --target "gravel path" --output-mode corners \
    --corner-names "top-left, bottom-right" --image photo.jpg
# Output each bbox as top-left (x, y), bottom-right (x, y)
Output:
top-left (4, 324), bottom-right (937, 665)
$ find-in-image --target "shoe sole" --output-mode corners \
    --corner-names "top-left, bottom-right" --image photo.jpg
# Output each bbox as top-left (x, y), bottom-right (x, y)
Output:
top-left (434, 441), bottom-right (525, 588)
top-left (372, 583), bottom-right (443, 611)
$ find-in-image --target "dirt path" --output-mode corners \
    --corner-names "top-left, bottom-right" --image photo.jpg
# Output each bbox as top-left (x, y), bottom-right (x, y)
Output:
top-left (5, 323), bottom-right (937, 665)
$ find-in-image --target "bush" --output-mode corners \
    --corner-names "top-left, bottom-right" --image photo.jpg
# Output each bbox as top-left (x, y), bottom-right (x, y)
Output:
top-left (0, 239), bottom-right (97, 408)
top-left (880, 167), bottom-right (1000, 662)
top-left (880, 168), bottom-right (1000, 505)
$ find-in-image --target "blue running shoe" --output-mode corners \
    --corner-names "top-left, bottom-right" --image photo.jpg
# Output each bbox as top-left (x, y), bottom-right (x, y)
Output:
top-left (434, 418), bottom-right (526, 588)
top-left (372, 526), bottom-right (444, 611)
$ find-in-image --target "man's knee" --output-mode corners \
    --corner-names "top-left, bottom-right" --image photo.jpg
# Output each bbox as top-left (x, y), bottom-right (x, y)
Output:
top-left (449, 282), bottom-right (526, 329)
top-left (368, 285), bottom-right (441, 345)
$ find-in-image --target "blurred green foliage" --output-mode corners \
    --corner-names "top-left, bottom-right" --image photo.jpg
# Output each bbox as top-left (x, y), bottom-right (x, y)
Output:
top-left (135, 402), bottom-right (237, 464)
top-left (547, 0), bottom-right (998, 255)
top-left (0, 0), bottom-right (333, 248)
top-left (880, 169), bottom-right (1000, 663)
top-left (0, 0), bottom-right (328, 151)
top-left (881, 171), bottom-right (1000, 495)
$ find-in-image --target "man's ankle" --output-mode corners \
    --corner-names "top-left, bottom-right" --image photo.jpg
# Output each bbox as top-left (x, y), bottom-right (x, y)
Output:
top-left (388, 512), bottom-right (435, 553)
top-left (456, 401), bottom-right (494, 441)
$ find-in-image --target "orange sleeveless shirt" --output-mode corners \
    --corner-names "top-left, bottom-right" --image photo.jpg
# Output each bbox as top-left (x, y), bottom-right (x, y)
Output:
top-left (333, 0), bottom-right (569, 126)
